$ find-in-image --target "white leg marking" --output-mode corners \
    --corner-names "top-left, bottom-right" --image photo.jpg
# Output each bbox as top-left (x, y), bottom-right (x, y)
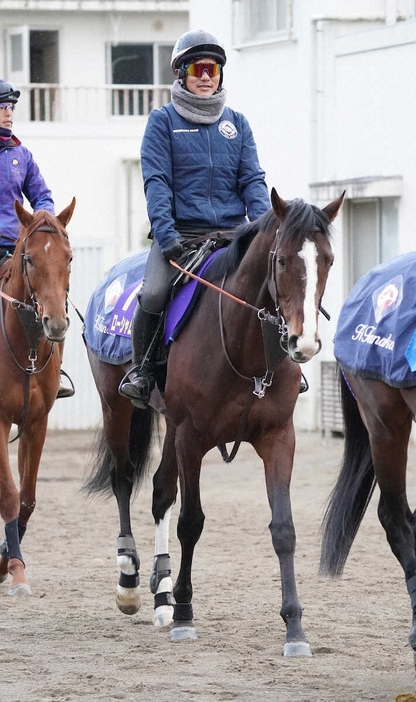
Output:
top-left (153, 507), bottom-right (174, 627)
top-left (155, 507), bottom-right (172, 555)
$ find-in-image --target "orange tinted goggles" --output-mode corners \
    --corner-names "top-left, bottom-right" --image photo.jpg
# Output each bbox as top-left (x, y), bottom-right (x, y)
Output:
top-left (184, 62), bottom-right (221, 78)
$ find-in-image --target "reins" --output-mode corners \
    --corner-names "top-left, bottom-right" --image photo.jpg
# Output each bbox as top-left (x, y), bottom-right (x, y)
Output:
top-left (170, 250), bottom-right (290, 464)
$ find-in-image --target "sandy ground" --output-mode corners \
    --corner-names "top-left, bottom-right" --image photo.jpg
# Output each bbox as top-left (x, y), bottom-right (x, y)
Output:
top-left (1, 427), bottom-right (416, 702)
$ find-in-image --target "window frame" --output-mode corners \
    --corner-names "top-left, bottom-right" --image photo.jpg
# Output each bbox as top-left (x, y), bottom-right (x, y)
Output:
top-left (232, 0), bottom-right (294, 48)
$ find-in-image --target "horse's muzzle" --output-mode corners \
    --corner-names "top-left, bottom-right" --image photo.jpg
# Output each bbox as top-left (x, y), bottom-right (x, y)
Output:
top-left (42, 315), bottom-right (70, 342)
top-left (288, 335), bottom-right (322, 363)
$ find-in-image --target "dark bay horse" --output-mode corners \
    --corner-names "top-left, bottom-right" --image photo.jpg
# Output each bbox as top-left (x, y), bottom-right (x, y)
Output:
top-left (0, 199), bottom-right (75, 596)
top-left (320, 251), bottom-right (416, 656)
top-left (85, 187), bottom-right (344, 654)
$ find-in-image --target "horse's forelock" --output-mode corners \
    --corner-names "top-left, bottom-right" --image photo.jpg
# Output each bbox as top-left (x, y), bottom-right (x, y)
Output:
top-left (278, 199), bottom-right (331, 247)
top-left (15, 210), bottom-right (66, 249)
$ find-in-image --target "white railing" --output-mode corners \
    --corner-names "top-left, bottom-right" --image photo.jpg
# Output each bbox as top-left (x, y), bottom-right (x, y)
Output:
top-left (17, 84), bottom-right (172, 122)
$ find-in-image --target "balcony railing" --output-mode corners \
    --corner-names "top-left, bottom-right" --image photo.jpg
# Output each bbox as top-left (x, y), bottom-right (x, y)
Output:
top-left (17, 84), bottom-right (172, 122)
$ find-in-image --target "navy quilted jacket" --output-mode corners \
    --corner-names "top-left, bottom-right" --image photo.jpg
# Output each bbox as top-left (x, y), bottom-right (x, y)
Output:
top-left (140, 103), bottom-right (270, 249)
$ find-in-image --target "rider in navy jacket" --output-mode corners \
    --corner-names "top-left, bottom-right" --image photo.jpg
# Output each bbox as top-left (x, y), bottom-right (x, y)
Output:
top-left (119, 30), bottom-right (270, 407)
top-left (142, 103), bottom-right (270, 251)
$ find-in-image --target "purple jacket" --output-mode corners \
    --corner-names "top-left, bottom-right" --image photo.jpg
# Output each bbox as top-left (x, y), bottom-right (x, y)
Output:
top-left (0, 135), bottom-right (54, 247)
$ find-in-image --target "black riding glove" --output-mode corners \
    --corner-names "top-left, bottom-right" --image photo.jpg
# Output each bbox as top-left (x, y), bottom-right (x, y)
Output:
top-left (161, 239), bottom-right (186, 263)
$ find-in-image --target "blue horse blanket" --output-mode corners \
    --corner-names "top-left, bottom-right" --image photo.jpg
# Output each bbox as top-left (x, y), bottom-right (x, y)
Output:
top-left (334, 252), bottom-right (416, 387)
top-left (83, 249), bottom-right (217, 365)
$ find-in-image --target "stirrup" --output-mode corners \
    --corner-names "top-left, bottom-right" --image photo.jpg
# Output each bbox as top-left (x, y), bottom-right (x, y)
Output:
top-left (118, 365), bottom-right (154, 408)
top-left (57, 369), bottom-right (75, 399)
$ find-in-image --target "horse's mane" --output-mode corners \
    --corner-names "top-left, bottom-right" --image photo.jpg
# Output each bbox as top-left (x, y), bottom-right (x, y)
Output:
top-left (204, 210), bottom-right (273, 282)
top-left (0, 210), bottom-right (65, 284)
top-left (205, 198), bottom-right (332, 282)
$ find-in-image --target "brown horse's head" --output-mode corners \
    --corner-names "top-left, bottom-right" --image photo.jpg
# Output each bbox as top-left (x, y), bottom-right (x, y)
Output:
top-left (270, 188), bottom-right (345, 363)
top-left (13, 198), bottom-right (76, 342)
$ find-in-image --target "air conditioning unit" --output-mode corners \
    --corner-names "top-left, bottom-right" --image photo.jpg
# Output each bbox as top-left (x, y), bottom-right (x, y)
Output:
top-left (320, 361), bottom-right (344, 437)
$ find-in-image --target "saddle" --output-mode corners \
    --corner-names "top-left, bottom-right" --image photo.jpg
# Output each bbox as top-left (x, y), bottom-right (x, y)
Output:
top-left (83, 233), bottom-right (234, 368)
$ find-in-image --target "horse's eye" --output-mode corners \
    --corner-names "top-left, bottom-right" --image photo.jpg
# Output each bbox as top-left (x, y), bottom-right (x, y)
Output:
top-left (277, 255), bottom-right (286, 269)
top-left (24, 255), bottom-right (34, 267)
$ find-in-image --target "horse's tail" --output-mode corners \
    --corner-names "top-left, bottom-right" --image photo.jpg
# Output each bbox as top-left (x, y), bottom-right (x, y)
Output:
top-left (83, 406), bottom-right (159, 498)
top-left (319, 369), bottom-right (376, 577)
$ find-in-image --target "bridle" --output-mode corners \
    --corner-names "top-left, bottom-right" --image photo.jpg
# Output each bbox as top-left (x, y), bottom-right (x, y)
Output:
top-left (0, 223), bottom-right (70, 443)
top-left (20, 224), bottom-right (70, 320)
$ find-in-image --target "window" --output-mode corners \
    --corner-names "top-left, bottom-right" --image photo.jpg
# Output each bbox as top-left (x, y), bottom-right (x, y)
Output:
top-left (109, 42), bottom-right (173, 115)
top-left (233, 0), bottom-right (290, 45)
top-left (6, 27), bottom-right (59, 121)
top-left (110, 43), bottom-right (173, 85)
top-left (349, 198), bottom-right (399, 285)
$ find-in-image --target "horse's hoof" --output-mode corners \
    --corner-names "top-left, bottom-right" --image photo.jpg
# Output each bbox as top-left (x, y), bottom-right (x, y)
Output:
top-left (153, 605), bottom-right (174, 628)
top-left (116, 586), bottom-right (140, 615)
top-left (170, 623), bottom-right (198, 642)
top-left (283, 641), bottom-right (312, 657)
top-left (8, 583), bottom-right (32, 597)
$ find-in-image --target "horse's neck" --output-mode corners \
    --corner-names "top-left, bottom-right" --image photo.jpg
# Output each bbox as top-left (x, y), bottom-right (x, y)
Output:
top-left (229, 235), bottom-right (273, 311)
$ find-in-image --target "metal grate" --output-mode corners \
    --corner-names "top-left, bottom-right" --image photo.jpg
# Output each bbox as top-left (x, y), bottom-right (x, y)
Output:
top-left (320, 361), bottom-right (344, 437)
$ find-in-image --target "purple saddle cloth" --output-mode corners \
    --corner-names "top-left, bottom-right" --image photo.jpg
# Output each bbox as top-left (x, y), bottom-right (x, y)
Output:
top-left (83, 249), bottom-right (218, 365)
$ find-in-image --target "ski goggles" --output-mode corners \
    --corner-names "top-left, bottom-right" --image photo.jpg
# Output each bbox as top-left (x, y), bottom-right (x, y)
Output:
top-left (184, 62), bottom-right (222, 78)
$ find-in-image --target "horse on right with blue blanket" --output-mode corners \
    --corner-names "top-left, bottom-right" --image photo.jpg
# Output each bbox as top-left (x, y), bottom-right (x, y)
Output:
top-left (320, 251), bottom-right (416, 657)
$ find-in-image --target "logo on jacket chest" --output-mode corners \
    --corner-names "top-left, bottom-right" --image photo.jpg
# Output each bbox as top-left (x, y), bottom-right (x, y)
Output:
top-left (218, 121), bottom-right (238, 139)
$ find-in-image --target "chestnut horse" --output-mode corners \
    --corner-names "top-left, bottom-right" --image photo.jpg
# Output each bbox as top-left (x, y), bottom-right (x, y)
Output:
top-left (0, 199), bottom-right (75, 596)
top-left (320, 250), bottom-right (416, 656)
top-left (85, 188), bottom-right (344, 655)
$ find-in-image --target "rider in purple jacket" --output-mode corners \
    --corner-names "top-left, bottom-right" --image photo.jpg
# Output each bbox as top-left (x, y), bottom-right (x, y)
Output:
top-left (0, 81), bottom-right (54, 252)
top-left (119, 30), bottom-right (271, 407)
top-left (0, 79), bottom-right (74, 398)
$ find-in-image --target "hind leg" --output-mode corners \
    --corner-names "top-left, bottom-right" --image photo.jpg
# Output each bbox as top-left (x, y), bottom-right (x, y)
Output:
top-left (354, 379), bottom-right (416, 647)
top-left (104, 399), bottom-right (143, 616)
top-left (151, 420), bottom-right (178, 627)
top-left (92, 354), bottom-right (142, 615)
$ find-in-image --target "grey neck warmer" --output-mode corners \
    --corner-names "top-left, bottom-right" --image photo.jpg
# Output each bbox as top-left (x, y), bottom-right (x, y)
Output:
top-left (171, 80), bottom-right (226, 124)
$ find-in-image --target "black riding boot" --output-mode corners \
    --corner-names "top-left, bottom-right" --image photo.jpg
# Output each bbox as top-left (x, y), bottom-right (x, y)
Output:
top-left (118, 302), bottom-right (163, 407)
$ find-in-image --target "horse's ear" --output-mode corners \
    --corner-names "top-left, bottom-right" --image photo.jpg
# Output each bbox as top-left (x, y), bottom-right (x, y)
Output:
top-left (57, 197), bottom-right (76, 228)
top-left (322, 190), bottom-right (346, 222)
top-left (14, 199), bottom-right (34, 228)
top-left (270, 188), bottom-right (288, 220)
